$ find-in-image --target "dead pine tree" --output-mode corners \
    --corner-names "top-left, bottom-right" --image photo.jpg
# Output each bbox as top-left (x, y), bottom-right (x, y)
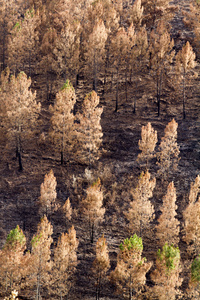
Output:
top-left (28, 216), bottom-right (53, 300)
top-left (49, 226), bottom-right (79, 300)
top-left (110, 234), bottom-right (152, 300)
top-left (49, 80), bottom-right (76, 165)
top-left (110, 26), bottom-right (136, 112)
top-left (130, 25), bottom-right (148, 114)
top-left (8, 8), bottom-right (40, 76)
top-left (186, 1), bottom-right (200, 58)
top-left (40, 27), bottom-right (58, 101)
top-left (39, 169), bottom-right (59, 218)
top-left (62, 198), bottom-right (72, 222)
top-left (0, 225), bottom-right (28, 294)
top-left (183, 175), bottom-right (200, 255)
top-left (0, 68), bottom-right (41, 171)
top-left (50, 0), bottom-right (81, 87)
top-left (156, 182), bottom-right (180, 248)
top-left (84, 19), bottom-right (108, 92)
top-left (0, 0), bottom-right (23, 70)
top-left (137, 122), bottom-right (157, 170)
top-left (150, 243), bottom-right (182, 300)
top-left (80, 178), bottom-right (105, 243)
top-left (75, 91), bottom-right (103, 166)
top-left (149, 21), bottom-right (175, 117)
top-left (125, 170), bottom-right (155, 237)
top-left (92, 234), bottom-right (110, 300)
top-left (175, 41), bottom-right (196, 119)
top-left (157, 119), bottom-right (180, 181)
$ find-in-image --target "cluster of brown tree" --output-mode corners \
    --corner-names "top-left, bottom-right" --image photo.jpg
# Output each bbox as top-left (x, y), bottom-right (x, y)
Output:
top-left (0, 0), bottom-right (198, 118)
top-left (0, 0), bottom-right (200, 299)
top-left (0, 217), bottom-right (78, 300)
top-left (0, 118), bottom-right (200, 299)
top-left (0, 72), bottom-right (103, 170)
top-left (2, 164), bottom-right (200, 300)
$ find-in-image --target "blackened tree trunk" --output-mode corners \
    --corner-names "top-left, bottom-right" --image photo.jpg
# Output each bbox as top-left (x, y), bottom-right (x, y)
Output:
top-left (18, 151), bottom-right (23, 171)
top-left (93, 49), bottom-right (98, 92)
top-left (183, 71), bottom-right (186, 119)
top-left (125, 64), bottom-right (128, 103)
top-left (91, 223), bottom-right (94, 243)
top-left (133, 80), bottom-right (138, 114)
top-left (115, 66), bottom-right (119, 112)
top-left (61, 151), bottom-right (64, 165)
top-left (102, 47), bottom-right (110, 96)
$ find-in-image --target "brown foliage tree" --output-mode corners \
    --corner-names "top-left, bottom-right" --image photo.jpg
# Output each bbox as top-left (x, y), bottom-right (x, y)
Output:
top-left (128, 0), bottom-right (144, 29)
top-left (126, 170), bottom-right (155, 237)
top-left (183, 1), bottom-right (200, 58)
top-left (75, 91), bottom-right (103, 165)
top-left (8, 8), bottom-right (40, 76)
top-left (157, 119), bottom-right (180, 180)
top-left (84, 0), bottom-right (119, 95)
top-left (110, 25), bottom-right (136, 111)
top-left (149, 21), bottom-right (175, 116)
top-left (49, 80), bottom-right (76, 165)
top-left (49, 226), bottom-right (79, 299)
top-left (151, 243), bottom-right (182, 300)
top-left (175, 41), bottom-right (196, 119)
top-left (62, 198), bottom-right (72, 221)
top-left (39, 169), bottom-right (58, 217)
top-left (47, 0), bottom-right (82, 87)
top-left (0, 226), bottom-right (28, 295)
top-left (84, 19), bottom-right (108, 92)
top-left (0, 69), bottom-right (41, 170)
top-left (130, 25), bottom-right (148, 113)
top-left (80, 178), bottom-right (105, 243)
top-left (156, 182), bottom-right (180, 247)
top-left (0, 0), bottom-right (23, 70)
top-left (183, 175), bottom-right (200, 255)
top-left (28, 215), bottom-right (53, 300)
top-left (110, 234), bottom-right (152, 300)
top-left (137, 122), bottom-right (157, 169)
top-left (40, 27), bottom-right (58, 101)
top-left (92, 234), bottom-right (110, 300)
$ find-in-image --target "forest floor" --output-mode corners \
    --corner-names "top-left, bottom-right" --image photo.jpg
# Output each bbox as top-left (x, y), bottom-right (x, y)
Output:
top-left (0, 0), bottom-right (200, 299)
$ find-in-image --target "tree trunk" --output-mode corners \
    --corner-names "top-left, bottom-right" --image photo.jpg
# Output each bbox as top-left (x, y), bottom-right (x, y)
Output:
top-left (36, 274), bottom-right (40, 300)
top-left (115, 66), bottom-right (119, 112)
top-left (129, 68), bottom-right (132, 83)
top-left (102, 47), bottom-right (110, 96)
top-left (16, 147), bottom-right (19, 158)
top-left (46, 71), bottom-right (49, 101)
top-left (133, 80), bottom-right (138, 114)
top-left (96, 276), bottom-right (99, 300)
top-left (17, 129), bottom-right (23, 171)
top-left (183, 72), bottom-right (186, 119)
top-left (2, 29), bottom-right (6, 70)
top-left (28, 49), bottom-right (31, 78)
top-left (5, 271), bottom-right (8, 291)
top-left (18, 151), bottom-right (23, 171)
top-left (125, 64), bottom-right (128, 103)
top-left (93, 50), bottom-right (97, 92)
top-left (156, 74), bottom-right (161, 117)
top-left (129, 275), bottom-right (133, 300)
top-left (98, 273), bottom-right (101, 300)
top-left (61, 151), bottom-right (64, 165)
top-left (91, 223), bottom-right (94, 243)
